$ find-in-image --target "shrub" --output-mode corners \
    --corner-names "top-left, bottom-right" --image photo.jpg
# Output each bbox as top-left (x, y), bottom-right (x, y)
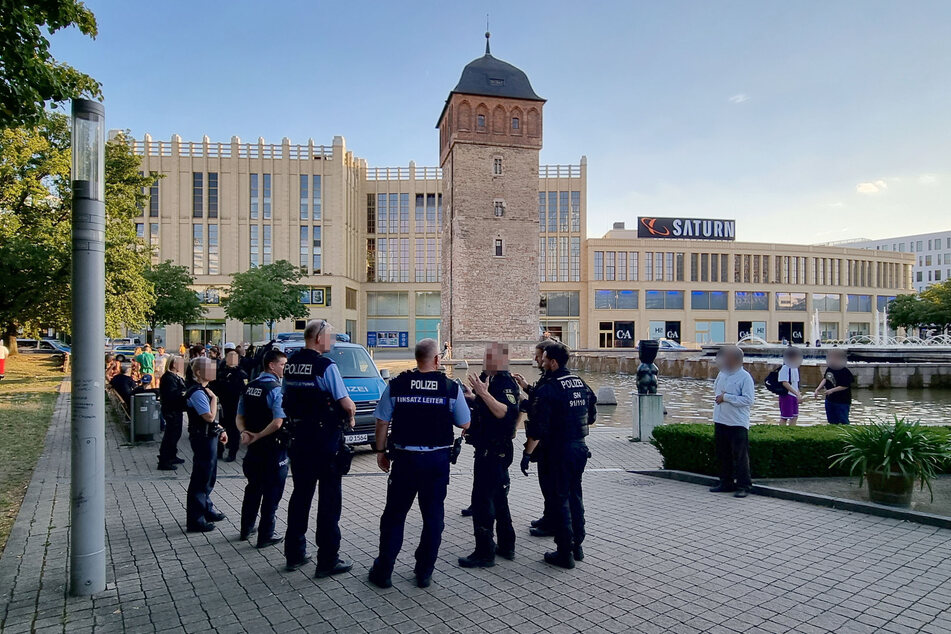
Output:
top-left (650, 423), bottom-right (951, 479)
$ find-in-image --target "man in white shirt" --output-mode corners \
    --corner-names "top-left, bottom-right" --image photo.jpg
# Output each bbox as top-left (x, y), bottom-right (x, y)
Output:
top-left (709, 345), bottom-right (755, 498)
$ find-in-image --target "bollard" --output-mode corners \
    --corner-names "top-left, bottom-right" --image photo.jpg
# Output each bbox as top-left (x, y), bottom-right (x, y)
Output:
top-left (596, 385), bottom-right (617, 406)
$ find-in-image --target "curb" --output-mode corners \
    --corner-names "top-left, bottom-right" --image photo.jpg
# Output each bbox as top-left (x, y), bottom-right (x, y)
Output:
top-left (631, 469), bottom-right (951, 530)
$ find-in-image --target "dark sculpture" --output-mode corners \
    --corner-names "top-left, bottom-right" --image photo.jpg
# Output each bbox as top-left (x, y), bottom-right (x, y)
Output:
top-left (637, 339), bottom-right (659, 395)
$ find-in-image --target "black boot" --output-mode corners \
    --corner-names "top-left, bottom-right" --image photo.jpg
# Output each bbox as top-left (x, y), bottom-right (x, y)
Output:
top-left (368, 565), bottom-right (392, 589)
top-left (544, 550), bottom-right (575, 569)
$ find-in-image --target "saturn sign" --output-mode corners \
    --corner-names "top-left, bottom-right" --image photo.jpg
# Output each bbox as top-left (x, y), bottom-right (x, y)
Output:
top-left (638, 217), bottom-right (736, 241)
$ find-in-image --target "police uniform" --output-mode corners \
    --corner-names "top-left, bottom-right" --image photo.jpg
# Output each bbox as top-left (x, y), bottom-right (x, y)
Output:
top-left (369, 370), bottom-right (470, 586)
top-left (213, 364), bottom-right (248, 461)
top-left (185, 382), bottom-right (226, 531)
top-left (281, 348), bottom-right (350, 572)
top-left (531, 368), bottom-right (597, 565)
top-left (461, 371), bottom-right (520, 565)
top-left (237, 372), bottom-right (288, 546)
top-left (523, 370), bottom-right (554, 532)
top-left (157, 371), bottom-right (187, 468)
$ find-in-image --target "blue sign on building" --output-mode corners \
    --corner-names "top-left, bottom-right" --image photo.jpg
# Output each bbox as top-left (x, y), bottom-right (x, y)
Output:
top-left (398, 332), bottom-right (409, 348)
top-left (367, 332), bottom-right (377, 347)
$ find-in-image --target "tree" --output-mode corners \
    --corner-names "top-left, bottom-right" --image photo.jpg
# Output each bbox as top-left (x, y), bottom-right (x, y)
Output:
top-left (143, 260), bottom-right (205, 346)
top-left (0, 1), bottom-right (102, 128)
top-left (221, 261), bottom-right (309, 340)
top-left (0, 116), bottom-right (156, 352)
top-left (921, 280), bottom-right (951, 332)
top-left (887, 294), bottom-right (925, 334)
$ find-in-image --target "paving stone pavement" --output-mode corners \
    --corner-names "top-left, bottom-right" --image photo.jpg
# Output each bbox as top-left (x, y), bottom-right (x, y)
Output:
top-left (3, 384), bottom-right (951, 633)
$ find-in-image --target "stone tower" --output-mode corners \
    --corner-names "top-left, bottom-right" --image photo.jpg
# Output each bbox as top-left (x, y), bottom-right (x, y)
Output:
top-left (437, 34), bottom-right (545, 360)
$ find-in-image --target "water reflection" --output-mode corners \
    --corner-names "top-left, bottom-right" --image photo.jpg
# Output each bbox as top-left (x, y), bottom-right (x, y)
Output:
top-left (456, 363), bottom-right (951, 429)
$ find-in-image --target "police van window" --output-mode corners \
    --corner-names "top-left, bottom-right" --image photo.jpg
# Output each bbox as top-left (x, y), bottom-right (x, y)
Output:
top-left (328, 346), bottom-right (379, 379)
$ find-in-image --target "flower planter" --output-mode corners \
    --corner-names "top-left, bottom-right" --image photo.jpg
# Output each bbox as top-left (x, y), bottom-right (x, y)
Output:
top-left (866, 470), bottom-right (914, 507)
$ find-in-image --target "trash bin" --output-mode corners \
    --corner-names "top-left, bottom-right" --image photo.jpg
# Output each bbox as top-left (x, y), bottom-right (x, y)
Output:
top-left (130, 393), bottom-right (161, 441)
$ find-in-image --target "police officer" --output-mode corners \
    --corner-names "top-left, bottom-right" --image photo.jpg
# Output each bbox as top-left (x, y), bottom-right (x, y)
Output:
top-left (523, 342), bottom-right (596, 568)
top-left (214, 349), bottom-right (248, 462)
top-left (157, 355), bottom-right (187, 470)
top-left (282, 320), bottom-right (356, 577)
top-left (184, 357), bottom-right (229, 533)
top-left (236, 348), bottom-right (288, 548)
top-left (458, 343), bottom-right (520, 568)
top-left (368, 338), bottom-right (470, 589)
top-left (514, 340), bottom-right (555, 535)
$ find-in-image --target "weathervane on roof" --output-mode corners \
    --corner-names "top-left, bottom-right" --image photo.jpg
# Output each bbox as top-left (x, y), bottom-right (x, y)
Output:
top-left (485, 14), bottom-right (491, 55)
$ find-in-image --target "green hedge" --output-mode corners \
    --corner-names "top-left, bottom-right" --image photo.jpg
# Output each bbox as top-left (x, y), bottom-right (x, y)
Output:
top-left (650, 424), bottom-right (951, 479)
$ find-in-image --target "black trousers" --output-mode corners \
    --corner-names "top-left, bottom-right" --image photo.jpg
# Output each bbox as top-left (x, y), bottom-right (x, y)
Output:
top-left (536, 447), bottom-right (556, 528)
top-left (186, 434), bottom-right (219, 528)
top-left (158, 409), bottom-right (183, 464)
top-left (284, 435), bottom-right (342, 568)
top-left (470, 446), bottom-right (515, 557)
top-left (547, 441), bottom-right (588, 554)
top-left (714, 423), bottom-right (752, 490)
top-left (374, 449), bottom-right (450, 578)
top-left (219, 401), bottom-right (240, 457)
top-left (241, 444), bottom-right (289, 541)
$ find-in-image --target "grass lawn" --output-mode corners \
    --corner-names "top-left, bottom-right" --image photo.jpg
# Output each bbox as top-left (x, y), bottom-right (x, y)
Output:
top-left (0, 355), bottom-right (65, 556)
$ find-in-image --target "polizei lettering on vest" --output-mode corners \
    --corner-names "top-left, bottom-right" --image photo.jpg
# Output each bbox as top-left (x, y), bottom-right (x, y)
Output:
top-left (246, 387), bottom-right (263, 397)
top-left (559, 376), bottom-right (584, 389)
top-left (284, 363), bottom-right (313, 375)
top-left (410, 379), bottom-right (439, 390)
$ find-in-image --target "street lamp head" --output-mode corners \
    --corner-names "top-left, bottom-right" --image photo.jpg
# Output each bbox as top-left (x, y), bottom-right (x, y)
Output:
top-left (71, 99), bottom-right (105, 202)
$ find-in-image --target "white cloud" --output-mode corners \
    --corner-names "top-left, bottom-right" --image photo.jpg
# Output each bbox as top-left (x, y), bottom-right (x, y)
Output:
top-left (825, 202), bottom-right (845, 208)
top-left (856, 180), bottom-right (888, 194)
top-left (728, 94), bottom-right (749, 104)
top-left (919, 173), bottom-right (938, 185)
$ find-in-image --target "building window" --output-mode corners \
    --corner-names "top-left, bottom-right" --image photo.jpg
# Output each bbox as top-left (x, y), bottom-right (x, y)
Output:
top-left (399, 193), bottom-right (409, 233)
top-left (312, 175), bottom-right (321, 221)
top-left (207, 172), bottom-right (218, 218)
top-left (415, 238), bottom-right (425, 282)
top-left (813, 293), bottom-right (841, 312)
top-left (494, 200), bottom-right (505, 217)
top-left (595, 290), bottom-right (639, 310)
top-left (415, 291), bottom-right (440, 316)
top-left (192, 224), bottom-right (203, 273)
top-left (559, 191), bottom-right (569, 232)
top-left (493, 157), bottom-right (503, 175)
top-left (559, 236), bottom-right (569, 282)
top-left (495, 239), bottom-right (503, 257)
top-left (628, 252), bottom-right (639, 281)
top-left (250, 225), bottom-right (259, 267)
top-left (192, 172), bottom-right (203, 218)
top-left (415, 194), bottom-right (424, 233)
top-left (262, 174), bottom-right (272, 220)
top-left (539, 238), bottom-right (547, 281)
top-left (511, 117), bottom-right (519, 130)
top-left (538, 192), bottom-right (545, 230)
top-left (691, 291), bottom-right (728, 310)
top-left (299, 226), bottom-right (309, 270)
top-left (250, 174), bottom-right (259, 220)
top-left (570, 237), bottom-right (581, 282)
top-left (366, 238), bottom-right (375, 281)
top-left (346, 287), bottom-right (358, 310)
top-left (542, 291), bottom-right (580, 316)
top-left (594, 251), bottom-right (604, 281)
top-left (208, 224), bottom-right (219, 275)
top-left (776, 292), bottom-right (806, 311)
top-left (135, 222), bottom-right (145, 239)
top-left (477, 114), bottom-right (486, 129)
top-left (645, 290), bottom-right (685, 310)
top-left (262, 224), bottom-right (272, 265)
top-left (735, 291), bottom-right (769, 311)
top-left (300, 175), bottom-right (309, 220)
top-left (847, 294), bottom-right (872, 312)
top-left (570, 191), bottom-right (581, 232)
top-left (149, 179), bottom-right (159, 217)
top-left (548, 191), bottom-right (557, 232)
top-left (548, 237), bottom-right (557, 280)
top-left (149, 222), bottom-right (158, 246)
top-left (388, 193), bottom-right (399, 234)
top-left (605, 251), bottom-right (616, 281)
top-left (366, 194), bottom-right (376, 234)
top-left (313, 226), bottom-right (322, 273)
top-left (426, 194), bottom-right (437, 232)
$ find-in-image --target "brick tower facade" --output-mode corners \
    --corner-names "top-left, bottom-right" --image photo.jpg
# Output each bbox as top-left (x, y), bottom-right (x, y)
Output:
top-left (437, 35), bottom-right (545, 360)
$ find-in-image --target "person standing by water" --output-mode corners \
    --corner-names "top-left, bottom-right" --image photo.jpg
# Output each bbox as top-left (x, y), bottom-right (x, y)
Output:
top-left (814, 348), bottom-right (853, 425)
top-left (709, 345), bottom-right (755, 498)
top-left (778, 347), bottom-right (804, 426)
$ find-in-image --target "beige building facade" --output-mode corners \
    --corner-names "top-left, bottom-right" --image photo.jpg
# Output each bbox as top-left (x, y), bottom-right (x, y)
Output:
top-left (130, 43), bottom-right (913, 354)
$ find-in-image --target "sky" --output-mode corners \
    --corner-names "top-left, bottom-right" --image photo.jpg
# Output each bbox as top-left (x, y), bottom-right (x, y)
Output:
top-left (51, 0), bottom-right (951, 244)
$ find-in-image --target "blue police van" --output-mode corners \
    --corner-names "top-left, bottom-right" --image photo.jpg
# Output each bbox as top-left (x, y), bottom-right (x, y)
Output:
top-left (279, 339), bottom-right (389, 446)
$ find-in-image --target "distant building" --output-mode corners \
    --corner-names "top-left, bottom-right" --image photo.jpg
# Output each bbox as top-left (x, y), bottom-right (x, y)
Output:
top-left (831, 231), bottom-right (951, 292)
top-left (130, 37), bottom-right (915, 352)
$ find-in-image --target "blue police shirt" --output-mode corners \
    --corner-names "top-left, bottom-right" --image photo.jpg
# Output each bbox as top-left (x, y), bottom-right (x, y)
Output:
top-left (237, 372), bottom-right (286, 420)
top-left (187, 388), bottom-right (211, 416)
top-left (281, 361), bottom-right (348, 402)
top-left (374, 383), bottom-right (470, 451)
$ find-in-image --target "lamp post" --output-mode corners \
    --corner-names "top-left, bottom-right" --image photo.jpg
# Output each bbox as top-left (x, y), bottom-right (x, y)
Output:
top-left (70, 98), bottom-right (106, 596)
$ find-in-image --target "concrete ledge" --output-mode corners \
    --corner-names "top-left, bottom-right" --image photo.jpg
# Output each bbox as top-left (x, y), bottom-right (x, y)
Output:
top-left (632, 469), bottom-right (951, 529)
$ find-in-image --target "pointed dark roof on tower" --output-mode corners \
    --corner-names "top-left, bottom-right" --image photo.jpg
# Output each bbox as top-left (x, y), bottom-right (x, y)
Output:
top-left (437, 33), bottom-right (545, 127)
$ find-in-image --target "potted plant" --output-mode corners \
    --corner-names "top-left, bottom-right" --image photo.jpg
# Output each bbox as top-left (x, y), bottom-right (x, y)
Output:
top-left (830, 416), bottom-right (951, 507)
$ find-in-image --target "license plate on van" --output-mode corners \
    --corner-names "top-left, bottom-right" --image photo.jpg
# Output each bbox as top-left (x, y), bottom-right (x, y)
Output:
top-left (344, 434), bottom-right (368, 444)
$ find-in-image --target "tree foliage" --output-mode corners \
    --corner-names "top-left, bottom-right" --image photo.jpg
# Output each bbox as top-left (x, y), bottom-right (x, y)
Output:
top-left (887, 281), bottom-right (951, 334)
top-left (144, 260), bottom-right (204, 344)
top-left (0, 1), bottom-right (102, 128)
top-left (221, 261), bottom-right (309, 339)
top-left (0, 115), bottom-right (156, 350)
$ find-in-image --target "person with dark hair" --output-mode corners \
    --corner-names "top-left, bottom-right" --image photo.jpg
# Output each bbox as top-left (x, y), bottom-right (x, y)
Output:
top-left (184, 357), bottom-right (228, 533)
top-left (110, 362), bottom-right (136, 410)
top-left (213, 349), bottom-right (248, 462)
top-left (237, 348), bottom-right (289, 548)
top-left (368, 338), bottom-right (471, 589)
top-left (513, 339), bottom-right (556, 535)
top-left (184, 344), bottom-right (205, 383)
top-left (158, 356), bottom-right (188, 470)
top-left (710, 345), bottom-right (755, 498)
top-left (282, 320), bottom-right (356, 577)
top-left (523, 342), bottom-right (596, 569)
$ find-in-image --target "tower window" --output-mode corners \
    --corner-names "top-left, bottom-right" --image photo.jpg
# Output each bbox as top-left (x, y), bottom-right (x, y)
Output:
top-left (477, 114), bottom-right (486, 129)
top-left (495, 239), bottom-right (504, 257)
top-left (512, 117), bottom-right (519, 130)
top-left (494, 200), bottom-right (505, 217)
top-left (493, 157), bottom-right (503, 175)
